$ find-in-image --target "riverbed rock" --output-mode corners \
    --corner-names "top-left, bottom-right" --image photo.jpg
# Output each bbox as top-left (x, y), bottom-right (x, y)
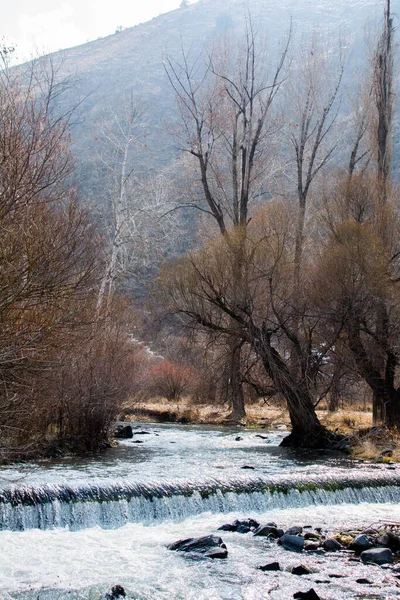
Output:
top-left (323, 538), bottom-right (342, 551)
top-left (104, 585), bottom-right (126, 599)
top-left (204, 547), bottom-right (228, 559)
top-left (113, 425), bottom-right (133, 439)
top-left (304, 532), bottom-right (320, 541)
top-left (258, 561), bottom-right (281, 571)
top-left (293, 589), bottom-right (321, 600)
top-left (280, 534), bottom-right (305, 552)
top-left (350, 534), bottom-right (372, 553)
top-left (291, 564), bottom-right (313, 575)
top-left (235, 436), bottom-right (243, 441)
top-left (132, 430), bottom-right (151, 435)
top-left (304, 542), bottom-right (320, 551)
top-left (361, 547), bottom-right (393, 565)
top-left (218, 518), bottom-right (259, 533)
top-left (356, 578), bottom-right (372, 584)
top-left (168, 535), bottom-right (227, 555)
top-left (285, 526), bottom-right (303, 536)
top-left (253, 525), bottom-right (284, 538)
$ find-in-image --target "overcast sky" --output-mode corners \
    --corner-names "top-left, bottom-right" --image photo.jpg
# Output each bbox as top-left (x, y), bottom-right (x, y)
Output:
top-left (3, 1), bottom-right (198, 63)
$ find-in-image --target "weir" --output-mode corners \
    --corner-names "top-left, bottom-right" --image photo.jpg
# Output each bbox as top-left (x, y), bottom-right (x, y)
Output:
top-left (1, 472), bottom-right (399, 532)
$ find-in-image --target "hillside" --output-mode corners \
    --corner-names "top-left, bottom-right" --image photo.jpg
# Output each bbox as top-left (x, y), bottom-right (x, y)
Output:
top-left (49, 0), bottom-right (389, 199)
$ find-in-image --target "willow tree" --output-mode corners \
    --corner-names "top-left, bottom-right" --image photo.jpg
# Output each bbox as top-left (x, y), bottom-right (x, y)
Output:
top-left (161, 202), bottom-right (344, 448)
top-left (164, 22), bottom-right (291, 420)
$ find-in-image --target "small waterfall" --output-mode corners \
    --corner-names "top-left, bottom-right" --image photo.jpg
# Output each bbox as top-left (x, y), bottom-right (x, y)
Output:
top-left (1, 472), bottom-right (399, 532)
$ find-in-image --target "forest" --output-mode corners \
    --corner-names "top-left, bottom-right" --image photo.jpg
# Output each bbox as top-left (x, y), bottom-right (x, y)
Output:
top-left (0, 0), bottom-right (398, 461)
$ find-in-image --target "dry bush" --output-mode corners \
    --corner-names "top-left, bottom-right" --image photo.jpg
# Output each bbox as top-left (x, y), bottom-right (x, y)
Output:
top-left (144, 360), bottom-right (194, 401)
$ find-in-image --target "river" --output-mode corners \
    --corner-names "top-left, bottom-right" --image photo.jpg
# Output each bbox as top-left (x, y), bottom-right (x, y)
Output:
top-left (1, 423), bottom-right (399, 599)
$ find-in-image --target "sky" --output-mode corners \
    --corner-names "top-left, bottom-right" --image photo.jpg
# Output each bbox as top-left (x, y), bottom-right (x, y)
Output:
top-left (3, 0), bottom-right (197, 63)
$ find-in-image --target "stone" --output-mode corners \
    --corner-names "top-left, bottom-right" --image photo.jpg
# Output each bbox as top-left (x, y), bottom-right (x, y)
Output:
top-left (304, 542), bottom-right (320, 551)
top-left (253, 525), bottom-right (284, 538)
top-left (291, 564), bottom-right (313, 575)
top-left (218, 518), bottom-right (259, 533)
top-left (235, 436), bottom-right (243, 441)
top-left (132, 430), bottom-right (151, 435)
top-left (255, 434), bottom-right (268, 439)
top-left (323, 538), bottom-right (342, 551)
top-left (361, 548), bottom-right (393, 565)
top-left (104, 585), bottom-right (126, 599)
top-left (258, 561), bottom-right (281, 571)
top-left (304, 532), bottom-right (320, 541)
top-left (356, 578), bottom-right (372, 584)
top-left (293, 589), bottom-right (321, 600)
top-left (168, 535), bottom-right (226, 554)
top-left (132, 440), bottom-right (143, 443)
top-left (285, 526), bottom-right (303, 536)
top-left (350, 534), bottom-right (372, 553)
top-left (204, 548), bottom-right (228, 559)
top-left (280, 534), bottom-right (305, 552)
top-left (113, 425), bottom-right (133, 439)
top-left (241, 465), bottom-right (255, 470)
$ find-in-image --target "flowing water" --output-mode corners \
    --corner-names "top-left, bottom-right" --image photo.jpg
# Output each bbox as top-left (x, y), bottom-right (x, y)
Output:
top-left (1, 423), bottom-right (400, 599)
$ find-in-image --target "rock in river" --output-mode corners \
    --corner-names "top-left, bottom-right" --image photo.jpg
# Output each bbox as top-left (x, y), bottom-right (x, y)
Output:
top-left (113, 425), bottom-right (133, 439)
top-left (361, 547), bottom-right (393, 565)
top-left (168, 535), bottom-right (227, 558)
top-left (280, 534), bottom-right (305, 552)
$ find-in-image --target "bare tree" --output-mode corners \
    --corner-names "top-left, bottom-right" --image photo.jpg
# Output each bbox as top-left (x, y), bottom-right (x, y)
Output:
top-left (164, 22), bottom-right (291, 420)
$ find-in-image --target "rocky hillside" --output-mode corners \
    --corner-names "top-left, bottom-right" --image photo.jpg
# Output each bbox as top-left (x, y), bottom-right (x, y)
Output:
top-left (49, 0), bottom-right (389, 197)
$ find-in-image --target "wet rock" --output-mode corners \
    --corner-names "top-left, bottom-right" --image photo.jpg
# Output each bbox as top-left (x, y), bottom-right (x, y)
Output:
top-left (253, 525), bottom-right (284, 538)
top-left (291, 564), bottom-right (313, 575)
top-left (258, 561), bottom-right (281, 571)
top-left (304, 542), bottom-right (320, 551)
top-left (328, 574), bottom-right (345, 578)
top-left (104, 585), bottom-right (126, 599)
top-left (204, 547), bottom-right (228, 559)
top-left (350, 534), bottom-right (372, 553)
top-left (356, 578), bottom-right (372, 584)
top-left (132, 430), bottom-right (151, 435)
top-left (280, 534), bottom-right (305, 552)
top-left (304, 532), bottom-right (320, 541)
top-left (168, 535), bottom-right (227, 555)
top-left (376, 533), bottom-right (391, 547)
top-left (255, 434), bottom-right (268, 439)
top-left (293, 589), bottom-right (321, 600)
top-left (218, 518), bottom-right (259, 533)
top-left (241, 465), bottom-right (255, 470)
top-left (113, 425), bottom-right (133, 439)
top-left (235, 436), bottom-right (243, 441)
top-left (361, 547), bottom-right (393, 565)
top-left (323, 538), bottom-right (342, 551)
top-left (285, 526), bottom-right (303, 536)
top-left (377, 532), bottom-right (400, 551)
top-left (132, 440), bottom-right (143, 443)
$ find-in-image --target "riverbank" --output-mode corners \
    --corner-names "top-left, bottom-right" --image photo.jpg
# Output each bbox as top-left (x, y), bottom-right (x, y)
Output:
top-left (121, 398), bottom-right (400, 461)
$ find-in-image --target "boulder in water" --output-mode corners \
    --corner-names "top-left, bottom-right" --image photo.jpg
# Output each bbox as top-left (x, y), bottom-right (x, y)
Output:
top-left (113, 425), bottom-right (133, 439)
top-left (323, 538), bottom-right (342, 551)
top-left (103, 585), bottom-right (126, 599)
top-left (204, 547), bottom-right (228, 559)
top-left (280, 534), bottom-right (305, 552)
top-left (361, 547), bottom-right (393, 565)
top-left (168, 535), bottom-right (227, 556)
top-left (258, 561), bottom-right (281, 571)
top-left (293, 590), bottom-right (321, 600)
top-left (291, 564), bottom-right (313, 575)
top-left (253, 525), bottom-right (284, 538)
top-left (285, 526), bottom-right (303, 536)
top-left (218, 518), bottom-right (260, 533)
top-left (350, 534), bottom-right (371, 553)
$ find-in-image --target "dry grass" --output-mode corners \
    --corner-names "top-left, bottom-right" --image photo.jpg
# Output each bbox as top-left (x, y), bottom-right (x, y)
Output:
top-left (122, 397), bottom-right (373, 431)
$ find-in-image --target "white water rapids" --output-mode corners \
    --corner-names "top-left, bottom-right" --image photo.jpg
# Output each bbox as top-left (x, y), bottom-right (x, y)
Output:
top-left (1, 423), bottom-right (400, 599)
